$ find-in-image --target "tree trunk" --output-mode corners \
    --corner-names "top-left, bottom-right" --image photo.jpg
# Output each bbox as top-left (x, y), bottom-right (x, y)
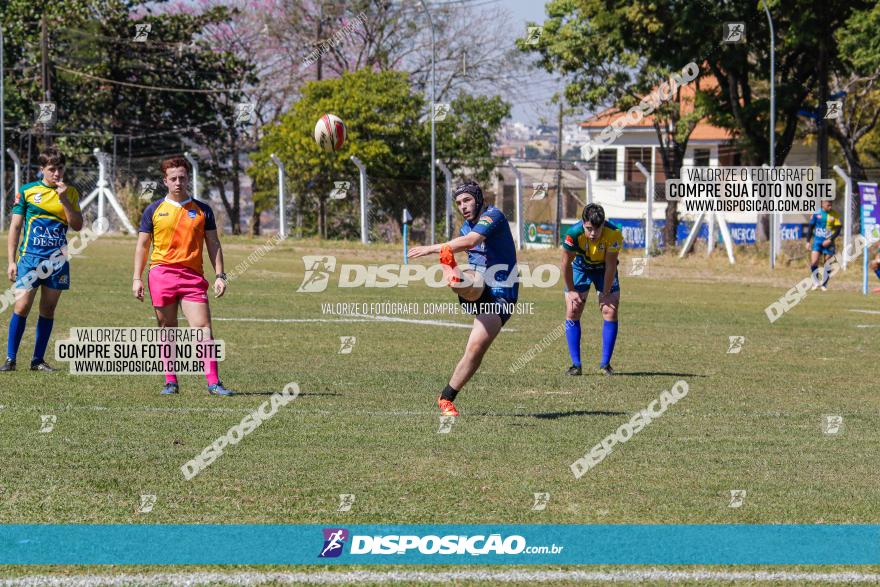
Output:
top-left (817, 34), bottom-right (829, 178)
top-left (318, 195), bottom-right (326, 239)
top-left (249, 206), bottom-right (262, 237)
top-left (296, 192), bottom-right (303, 238)
top-left (230, 132), bottom-right (242, 235)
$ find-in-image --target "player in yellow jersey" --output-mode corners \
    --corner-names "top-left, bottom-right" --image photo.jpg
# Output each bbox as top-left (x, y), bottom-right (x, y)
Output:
top-left (805, 200), bottom-right (842, 291)
top-left (2, 147), bottom-right (83, 372)
top-left (560, 203), bottom-right (622, 376)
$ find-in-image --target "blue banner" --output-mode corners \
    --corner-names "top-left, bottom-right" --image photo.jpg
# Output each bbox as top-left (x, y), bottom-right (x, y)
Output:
top-left (562, 220), bottom-right (803, 248)
top-left (2, 524), bottom-right (880, 565)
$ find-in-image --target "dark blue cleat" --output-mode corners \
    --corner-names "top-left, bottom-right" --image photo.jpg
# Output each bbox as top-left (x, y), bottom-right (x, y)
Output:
top-left (161, 382), bottom-right (179, 395)
top-left (208, 381), bottom-right (235, 397)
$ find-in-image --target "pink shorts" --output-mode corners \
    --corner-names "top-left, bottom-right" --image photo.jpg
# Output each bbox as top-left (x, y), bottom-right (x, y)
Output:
top-left (148, 264), bottom-right (209, 307)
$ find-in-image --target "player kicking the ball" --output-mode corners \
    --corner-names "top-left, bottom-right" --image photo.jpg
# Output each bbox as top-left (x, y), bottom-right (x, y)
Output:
top-left (561, 203), bottom-right (622, 376)
top-left (408, 181), bottom-right (518, 416)
top-left (132, 156), bottom-right (234, 396)
top-left (2, 146), bottom-right (83, 372)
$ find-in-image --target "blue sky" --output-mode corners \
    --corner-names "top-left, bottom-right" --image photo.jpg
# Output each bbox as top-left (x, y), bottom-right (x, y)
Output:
top-left (502, 0), bottom-right (571, 126)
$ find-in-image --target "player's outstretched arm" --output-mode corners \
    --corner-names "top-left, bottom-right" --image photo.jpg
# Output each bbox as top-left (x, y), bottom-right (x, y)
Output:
top-left (408, 232), bottom-right (483, 259)
top-left (132, 232), bottom-right (151, 302)
top-left (6, 214), bottom-right (23, 283)
top-left (205, 229), bottom-right (226, 298)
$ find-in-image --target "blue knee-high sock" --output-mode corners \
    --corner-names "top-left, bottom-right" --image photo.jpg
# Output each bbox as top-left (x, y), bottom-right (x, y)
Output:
top-left (875, 267), bottom-right (880, 281)
top-left (564, 320), bottom-right (581, 367)
top-left (7, 313), bottom-right (27, 361)
top-left (601, 320), bottom-right (618, 367)
top-left (32, 316), bottom-right (54, 363)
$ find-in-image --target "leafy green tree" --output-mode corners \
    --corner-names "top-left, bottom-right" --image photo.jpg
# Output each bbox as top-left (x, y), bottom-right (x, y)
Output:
top-left (522, 0), bottom-right (870, 244)
top-left (520, 0), bottom-right (707, 248)
top-left (435, 93), bottom-right (510, 185)
top-left (251, 68), bottom-right (429, 239)
top-left (251, 68), bottom-right (510, 239)
top-left (827, 1), bottom-right (880, 228)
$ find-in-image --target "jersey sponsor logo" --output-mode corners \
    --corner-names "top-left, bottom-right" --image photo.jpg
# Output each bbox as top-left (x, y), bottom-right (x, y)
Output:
top-left (188, 210), bottom-right (198, 219)
top-left (477, 215), bottom-right (493, 227)
top-left (158, 212), bottom-right (170, 217)
top-left (58, 274), bottom-right (69, 285)
top-left (610, 240), bottom-right (621, 250)
top-left (564, 234), bottom-right (575, 247)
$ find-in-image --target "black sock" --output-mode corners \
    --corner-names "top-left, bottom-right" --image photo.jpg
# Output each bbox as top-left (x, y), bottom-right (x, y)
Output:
top-left (440, 384), bottom-right (459, 401)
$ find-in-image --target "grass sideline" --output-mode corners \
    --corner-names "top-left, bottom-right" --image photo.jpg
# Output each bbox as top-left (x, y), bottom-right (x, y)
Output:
top-left (0, 234), bottom-right (878, 582)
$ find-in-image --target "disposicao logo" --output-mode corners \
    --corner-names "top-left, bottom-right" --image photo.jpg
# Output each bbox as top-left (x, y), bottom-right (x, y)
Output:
top-left (318, 528), bottom-right (349, 558)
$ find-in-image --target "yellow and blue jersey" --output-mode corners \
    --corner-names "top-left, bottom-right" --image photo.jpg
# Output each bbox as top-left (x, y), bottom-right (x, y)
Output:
top-left (809, 209), bottom-right (841, 242)
top-left (11, 181), bottom-right (81, 259)
top-left (563, 221), bottom-right (623, 271)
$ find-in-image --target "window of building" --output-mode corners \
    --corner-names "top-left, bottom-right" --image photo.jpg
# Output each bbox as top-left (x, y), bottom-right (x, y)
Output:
top-left (597, 149), bottom-right (617, 180)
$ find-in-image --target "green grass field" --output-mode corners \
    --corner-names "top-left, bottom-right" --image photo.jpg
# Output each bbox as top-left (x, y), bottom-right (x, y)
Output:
top-left (1, 233), bottom-right (879, 584)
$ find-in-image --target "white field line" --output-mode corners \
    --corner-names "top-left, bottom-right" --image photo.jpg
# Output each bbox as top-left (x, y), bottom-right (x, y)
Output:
top-left (212, 314), bottom-right (516, 331)
top-left (2, 569), bottom-right (880, 586)
top-left (849, 309), bottom-right (880, 315)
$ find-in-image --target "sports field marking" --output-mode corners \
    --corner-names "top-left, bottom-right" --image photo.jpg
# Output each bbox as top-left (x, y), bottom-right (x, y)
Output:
top-left (856, 325), bottom-right (880, 328)
top-left (0, 404), bottom-right (440, 417)
top-left (849, 309), bottom-right (880, 315)
top-left (3, 569), bottom-right (880, 585)
top-left (212, 314), bottom-right (516, 331)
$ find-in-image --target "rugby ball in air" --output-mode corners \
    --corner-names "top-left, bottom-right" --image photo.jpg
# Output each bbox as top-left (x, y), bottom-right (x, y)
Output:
top-left (314, 113), bottom-right (347, 152)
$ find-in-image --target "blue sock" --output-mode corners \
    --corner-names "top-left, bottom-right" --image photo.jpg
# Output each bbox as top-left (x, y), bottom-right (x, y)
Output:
top-left (564, 320), bottom-right (581, 367)
top-left (32, 316), bottom-right (54, 364)
top-left (874, 267), bottom-right (880, 281)
top-left (601, 320), bottom-right (618, 367)
top-left (7, 313), bottom-right (27, 361)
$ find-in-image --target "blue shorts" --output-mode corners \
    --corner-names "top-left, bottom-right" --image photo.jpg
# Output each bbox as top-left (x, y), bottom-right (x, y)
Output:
top-left (811, 239), bottom-right (836, 256)
top-left (15, 254), bottom-right (70, 291)
top-left (458, 284), bottom-right (519, 325)
top-left (568, 265), bottom-right (620, 294)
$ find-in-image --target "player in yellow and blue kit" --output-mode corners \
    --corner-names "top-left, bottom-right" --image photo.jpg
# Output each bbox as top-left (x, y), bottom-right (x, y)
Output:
top-left (2, 147), bottom-right (83, 372)
top-left (561, 203), bottom-right (622, 376)
top-left (805, 200), bottom-right (841, 291)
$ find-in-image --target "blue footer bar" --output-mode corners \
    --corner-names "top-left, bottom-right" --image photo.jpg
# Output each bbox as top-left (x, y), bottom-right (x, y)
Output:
top-left (2, 524), bottom-right (878, 565)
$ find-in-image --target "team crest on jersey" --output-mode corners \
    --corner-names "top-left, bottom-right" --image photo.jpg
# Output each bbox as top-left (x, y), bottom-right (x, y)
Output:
top-left (33, 194), bottom-right (42, 204)
top-left (58, 274), bottom-right (69, 285)
top-left (187, 209), bottom-right (198, 219)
